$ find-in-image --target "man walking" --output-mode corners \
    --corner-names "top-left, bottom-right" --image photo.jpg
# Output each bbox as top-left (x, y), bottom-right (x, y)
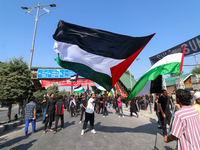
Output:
top-left (79, 95), bottom-right (87, 124)
top-left (157, 90), bottom-right (171, 136)
top-left (43, 93), bottom-right (56, 134)
top-left (54, 95), bottom-right (65, 134)
top-left (69, 95), bottom-right (76, 117)
top-left (41, 94), bottom-right (48, 124)
top-left (81, 93), bottom-right (97, 135)
top-left (24, 96), bottom-right (36, 136)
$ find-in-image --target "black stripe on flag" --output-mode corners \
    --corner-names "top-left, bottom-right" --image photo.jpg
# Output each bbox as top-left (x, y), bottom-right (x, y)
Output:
top-left (53, 20), bottom-right (154, 59)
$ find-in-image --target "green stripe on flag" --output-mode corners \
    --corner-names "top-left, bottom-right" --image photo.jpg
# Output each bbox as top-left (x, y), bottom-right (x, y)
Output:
top-left (125, 62), bottom-right (181, 102)
top-left (55, 55), bottom-right (112, 91)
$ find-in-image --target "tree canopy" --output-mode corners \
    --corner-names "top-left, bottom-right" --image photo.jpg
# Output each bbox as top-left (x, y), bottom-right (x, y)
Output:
top-left (0, 56), bottom-right (31, 122)
top-left (191, 66), bottom-right (200, 74)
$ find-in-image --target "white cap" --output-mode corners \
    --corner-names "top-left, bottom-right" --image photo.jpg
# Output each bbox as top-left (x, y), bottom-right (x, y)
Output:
top-left (193, 92), bottom-right (200, 100)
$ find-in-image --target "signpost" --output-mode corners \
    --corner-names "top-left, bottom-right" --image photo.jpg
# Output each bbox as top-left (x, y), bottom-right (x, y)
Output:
top-left (37, 69), bottom-right (83, 78)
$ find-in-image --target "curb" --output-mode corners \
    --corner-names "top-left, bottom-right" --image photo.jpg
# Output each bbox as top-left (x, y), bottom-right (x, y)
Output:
top-left (0, 113), bottom-right (42, 134)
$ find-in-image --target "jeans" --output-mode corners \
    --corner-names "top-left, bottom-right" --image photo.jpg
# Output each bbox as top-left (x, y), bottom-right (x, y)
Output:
top-left (118, 107), bottom-right (123, 116)
top-left (42, 108), bottom-right (46, 121)
top-left (107, 102), bottom-right (110, 108)
top-left (25, 119), bottom-right (36, 135)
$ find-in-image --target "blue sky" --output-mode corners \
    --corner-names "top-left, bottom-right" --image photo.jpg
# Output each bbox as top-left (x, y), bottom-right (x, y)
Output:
top-left (1, 0), bottom-right (200, 80)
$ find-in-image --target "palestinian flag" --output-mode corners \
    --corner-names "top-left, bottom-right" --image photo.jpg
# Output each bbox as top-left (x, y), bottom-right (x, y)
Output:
top-left (125, 46), bottom-right (186, 101)
top-left (53, 20), bottom-right (155, 91)
top-left (70, 75), bottom-right (78, 82)
top-left (74, 85), bottom-right (84, 93)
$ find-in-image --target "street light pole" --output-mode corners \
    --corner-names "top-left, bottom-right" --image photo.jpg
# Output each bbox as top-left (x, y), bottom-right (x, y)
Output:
top-left (21, 3), bottom-right (56, 70)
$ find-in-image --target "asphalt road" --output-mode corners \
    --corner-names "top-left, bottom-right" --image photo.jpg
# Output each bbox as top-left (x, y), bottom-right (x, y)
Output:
top-left (0, 106), bottom-right (176, 150)
top-left (0, 105), bottom-right (19, 123)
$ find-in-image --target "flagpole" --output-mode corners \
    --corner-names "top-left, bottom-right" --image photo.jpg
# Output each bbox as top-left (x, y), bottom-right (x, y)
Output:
top-left (129, 68), bottom-right (132, 89)
top-left (167, 45), bottom-right (186, 136)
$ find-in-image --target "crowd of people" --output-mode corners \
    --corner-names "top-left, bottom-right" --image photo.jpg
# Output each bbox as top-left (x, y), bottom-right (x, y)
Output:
top-left (24, 88), bottom-right (200, 149)
top-left (24, 92), bottom-right (139, 136)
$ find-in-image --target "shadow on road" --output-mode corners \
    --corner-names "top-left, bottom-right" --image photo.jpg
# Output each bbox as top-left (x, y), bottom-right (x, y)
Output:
top-left (0, 133), bottom-right (32, 149)
top-left (95, 117), bottom-right (160, 135)
top-left (10, 140), bottom-right (37, 150)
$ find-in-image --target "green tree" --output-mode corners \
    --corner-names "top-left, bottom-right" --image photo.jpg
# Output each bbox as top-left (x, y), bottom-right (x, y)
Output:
top-left (47, 84), bottom-right (59, 100)
top-left (58, 89), bottom-right (68, 99)
top-left (0, 57), bottom-right (31, 122)
top-left (33, 90), bottom-right (47, 113)
top-left (191, 66), bottom-right (200, 74)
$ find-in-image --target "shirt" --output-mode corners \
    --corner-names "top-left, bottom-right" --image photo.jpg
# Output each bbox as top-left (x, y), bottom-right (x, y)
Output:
top-left (193, 104), bottom-right (200, 119)
top-left (25, 101), bottom-right (36, 120)
top-left (86, 98), bottom-right (95, 114)
top-left (158, 96), bottom-right (170, 115)
top-left (171, 106), bottom-right (200, 150)
top-left (81, 99), bottom-right (87, 108)
top-left (55, 101), bottom-right (65, 115)
top-left (41, 98), bottom-right (47, 108)
top-left (117, 98), bottom-right (122, 107)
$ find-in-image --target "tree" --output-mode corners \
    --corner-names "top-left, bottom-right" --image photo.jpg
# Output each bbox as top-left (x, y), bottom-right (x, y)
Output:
top-left (33, 90), bottom-right (47, 113)
top-left (47, 84), bottom-right (59, 100)
top-left (0, 57), bottom-right (31, 122)
top-left (192, 66), bottom-right (200, 74)
top-left (58, 89), bottom-right (68, 98)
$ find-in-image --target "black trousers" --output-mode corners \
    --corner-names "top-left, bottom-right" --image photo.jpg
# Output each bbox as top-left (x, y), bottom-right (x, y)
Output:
top-left (44, 117), bottom-right (52, 130)
top-left (159, 112), bottom-right (171, 136)
top-left (80, 108), bottom-right (85, 121)
top-left (83, 112), bottom-right (94, 130)
top-left (98, 105), bottom-right (103, 114)
top-left (103, 107), bottom-right (108, 116)
top-left (54, 115), bottom-right (64, 131)
top-left (70, 107), bottom-right (75, 117)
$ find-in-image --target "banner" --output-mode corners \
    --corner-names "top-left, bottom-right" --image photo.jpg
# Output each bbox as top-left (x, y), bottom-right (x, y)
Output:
top-left (116, 83), bottom-right (127, 98)
top-left (40, 79), bottom-right (94, 87)
top-left (149, 35), bottom-right (200, 65)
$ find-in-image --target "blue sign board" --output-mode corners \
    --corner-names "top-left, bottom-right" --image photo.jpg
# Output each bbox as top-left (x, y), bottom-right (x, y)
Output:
top-left (37, 69), bottom-right (83, 78)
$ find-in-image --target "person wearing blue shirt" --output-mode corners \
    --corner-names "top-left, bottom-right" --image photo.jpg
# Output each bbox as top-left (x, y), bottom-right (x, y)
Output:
top-left (24, 96), bottom-right (36, 136)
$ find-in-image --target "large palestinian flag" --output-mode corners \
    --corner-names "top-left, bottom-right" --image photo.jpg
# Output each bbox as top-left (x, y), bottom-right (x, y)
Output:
top-left (125, 46), bottom-right (186, 101)
top-left (53, 20), bottom-right (155, 91)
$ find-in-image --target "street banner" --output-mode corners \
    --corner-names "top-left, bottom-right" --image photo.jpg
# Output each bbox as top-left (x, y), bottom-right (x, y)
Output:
top-left (40, 79), bottom-right (94, 87)
top-left (116, 83), bottom-right (127, 98)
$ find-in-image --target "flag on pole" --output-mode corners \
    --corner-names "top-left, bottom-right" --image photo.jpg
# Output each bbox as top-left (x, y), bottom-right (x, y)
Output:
top-left (74, 85), bottom-right (84, 93)
top-left (125, 46), bottom-right (186, 101)
top-left (70, 75), bottom-right (78, 82)
top-left (53, 20), bottom-right (155, 91)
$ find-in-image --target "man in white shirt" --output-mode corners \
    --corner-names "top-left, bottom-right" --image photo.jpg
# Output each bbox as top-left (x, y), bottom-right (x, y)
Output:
top-left (81, 93), bottom-right (96, 135)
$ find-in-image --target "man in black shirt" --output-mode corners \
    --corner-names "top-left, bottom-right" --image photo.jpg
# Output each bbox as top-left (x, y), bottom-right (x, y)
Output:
top-left (79, 95), bottom-right (87, 124)
top-left (54, 95), bottom-right (65, 134)
top-left (41, 94), bottom-right (48, 124)
top-left (157, 90), bottom-right (171, 136)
